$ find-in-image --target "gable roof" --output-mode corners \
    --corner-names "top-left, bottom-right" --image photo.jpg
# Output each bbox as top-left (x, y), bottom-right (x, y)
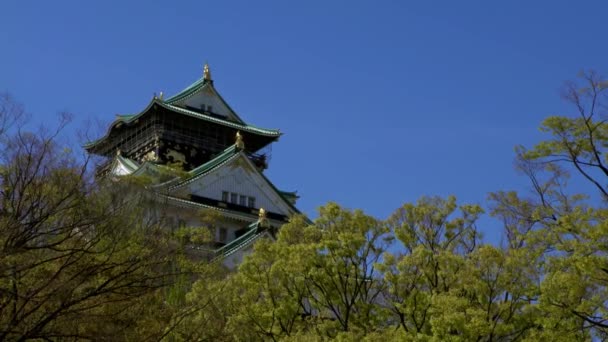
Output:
top-left (84, 99), bottom-right (281, 151)
top-left (111, 154), bottom-right (140, 175)
top-left (106, 144), bottom-right (240, 187)
top-left (106, 144), bottom-right (299, 215)
top-left (167, 146), bottom-right (301, 215)
top-left (164, 77), bottom-right (246, 124)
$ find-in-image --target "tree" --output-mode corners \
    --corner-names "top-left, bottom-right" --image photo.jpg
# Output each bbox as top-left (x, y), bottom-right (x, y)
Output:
top-left (176, 71), bottom-right (608, 341)
top-left (379, 196), bottom-right (482, 337)
top-left (0, 94), bottom-right (188, 340)
top-left (488, 70), bottom-right (608, 340)
top-left (5, 69), bottom-right (608, 341)
top-left (182, 204), bottom-right (391, 340)
top-left (522, 70), bottom-right (608, 200)
top-left (380, 196), bottom-right (542, 341)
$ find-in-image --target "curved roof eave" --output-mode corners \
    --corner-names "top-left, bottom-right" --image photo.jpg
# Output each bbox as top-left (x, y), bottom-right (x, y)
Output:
top-left (212, 222), bottom-right (271, 261)
top-left (104, 144), bottom-right (240, 190)
top-left (161, 194), bottom-right (287, 226)
top-left (84, 99), bottom-right (281, 151)
top-left (115, 155), bottom-right (140, 173)
top-left (151, 144), bottom-right (240, 190)
top-left (160, 102), bottom-right (281, 136)
top-left (84, 98), bottom-right (158, 149)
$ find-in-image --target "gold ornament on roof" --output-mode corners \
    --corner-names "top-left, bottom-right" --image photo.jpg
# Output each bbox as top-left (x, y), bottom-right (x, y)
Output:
top-left (258, 207), bottom-right (268, 227)
top-left (158, 91), bottom-right (164, 100)
top-left (203, 62), bottom-right (212, 81)
top-left (235, 131), bottom-right (245, 150)
top-left (143, 150), bottom-right (157, 162)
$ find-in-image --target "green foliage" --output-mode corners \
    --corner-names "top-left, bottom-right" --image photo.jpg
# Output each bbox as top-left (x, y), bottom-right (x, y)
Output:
top-left (521, 70), bottom-right (608, 200)
top-left (0, 96), bottom-right (207, 340)
top-left (170, 71), bottom-right (608, 341)
top-left (4, 71), bottom-right (608, 340)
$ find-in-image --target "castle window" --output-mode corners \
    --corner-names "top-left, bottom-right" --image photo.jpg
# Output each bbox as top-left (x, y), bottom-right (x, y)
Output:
top-left (223, 191), bottom-right (255, 208)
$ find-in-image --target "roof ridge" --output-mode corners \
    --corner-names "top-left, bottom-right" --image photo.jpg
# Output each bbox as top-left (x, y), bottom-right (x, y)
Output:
top-left (213, 221), bottom-right (260, 256)
top-left (169, 149), bottom-right (301, 215)
top-left (165, 145), bottom-right (240, 190)
top-left (115, 155), bottom-right (140, 171)
top-left (162, 194), bottom-right (285, 224)
top-left (163, 75), bottom-right (247, 125)
top-left (187, 144), bottom-right (238, 175)
top-left (162, 103), bottom-right (280, 135)
top-left (164, 77), bottom-right (206, 104)
top-left (84, 99), bottom-right (281, 151)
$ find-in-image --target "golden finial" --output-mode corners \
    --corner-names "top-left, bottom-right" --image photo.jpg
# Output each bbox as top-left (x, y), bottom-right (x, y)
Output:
top-left (116, 149), bottom-right (121, 156)
top-left (158, 91), bottom-right (164, 100)
top-left (203, 62), bottom-right (212, 81)
top-left (258, 207), bottom-right (268, 227)
top-left (235, 131), bottom-right (245, 150)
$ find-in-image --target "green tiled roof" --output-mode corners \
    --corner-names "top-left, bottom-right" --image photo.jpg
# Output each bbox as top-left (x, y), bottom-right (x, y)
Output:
top-left (258, 170), bottom-right (301, 215)
top-left (115, 155), bottom-right (140, 172)
top-left (84, 99), bottom-right (281, 150)
top-left (110, 144), bottom-right (300, 218)
top-left (164, 77), bottom-right (246, 124)
top-left (168, 147), bottom-right (301, 215)
top-left (164, 77), bottom-right (205, 103)
top-left (279, 190), bottom-right (299, 199)
top-left (162, 103), bottom-right (280, 136)
top-left (138, 144), bottom-right (240, 189)
top-left (148, 144), bottom-right (240, 190)
top-left (116, 114), bottom-right (136, 119)
top-left (213, 221), bottom-right (265, 261)
top-left (110, 143), bottom-right (239, 186)
top-left (188, 144), bottom-right (238, 175)
top-left (161, 195), bottom-right (283, 225)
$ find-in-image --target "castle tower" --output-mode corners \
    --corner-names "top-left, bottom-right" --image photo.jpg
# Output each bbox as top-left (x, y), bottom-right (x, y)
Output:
top-left (85, 64), bottom-right (299, 268)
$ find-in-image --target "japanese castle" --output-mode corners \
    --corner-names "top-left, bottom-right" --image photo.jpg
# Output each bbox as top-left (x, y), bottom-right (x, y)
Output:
top-left (85, 64), bottom-right (300, 268)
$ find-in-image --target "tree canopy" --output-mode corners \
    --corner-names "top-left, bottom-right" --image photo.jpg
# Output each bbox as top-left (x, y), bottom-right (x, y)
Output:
top-left (1, 70), bottom-right (608, 341)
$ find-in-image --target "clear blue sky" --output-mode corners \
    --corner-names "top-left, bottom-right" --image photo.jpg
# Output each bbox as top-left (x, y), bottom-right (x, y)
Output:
top-left (1, 1), bottom-right (606, 243)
